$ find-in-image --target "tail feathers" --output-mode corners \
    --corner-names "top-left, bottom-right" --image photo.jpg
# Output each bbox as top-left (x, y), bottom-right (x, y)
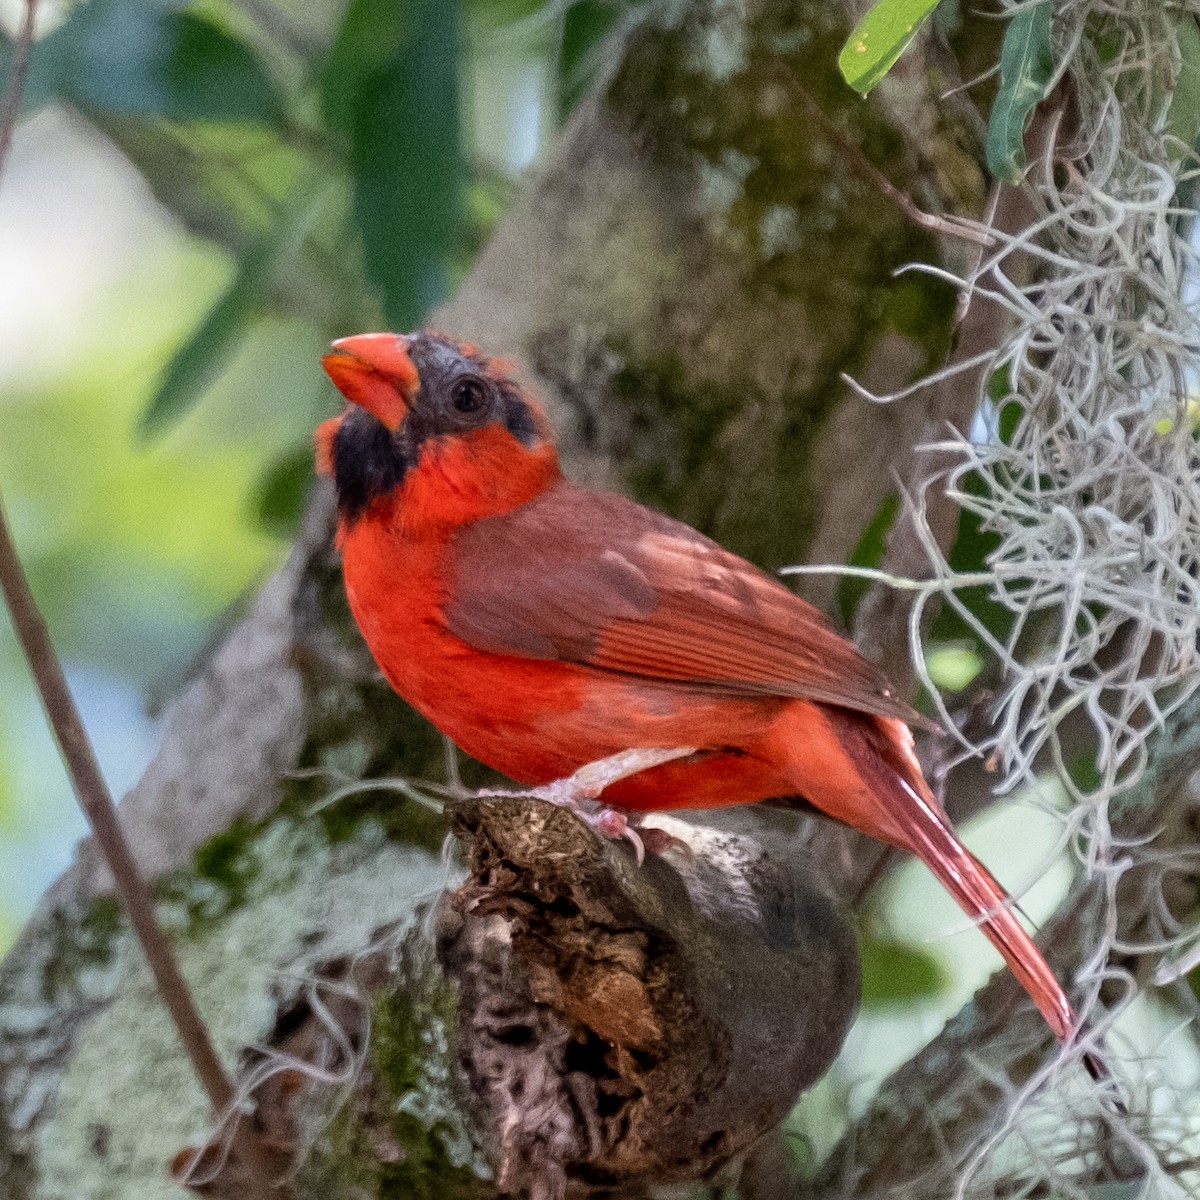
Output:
top-left (835, 714), bottom-right (1076, 1043)
top-left (892, 775), bottom-right (1075, 1041)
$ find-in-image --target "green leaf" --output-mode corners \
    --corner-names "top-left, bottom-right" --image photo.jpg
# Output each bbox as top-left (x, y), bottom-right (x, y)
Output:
top-left (319, 0), bottom-right (411, 135)
top-left (925, 643), bottom-right (984, 691)
top-left (160, 11), bottom-right (284, 124)
top-left (996, 398), bottom-right (1023, 444)
top-left (1067, 752), bottom-right (1102, 795)
top-left (985, 1), bottom-right (1055, 184)
top-left (860, 937), bottom-right (948, 1006)
top-left (327, 0), bottom-right (463, 329)
top-left (36, 1), bottom-right (283, 124)
top-left (1165, 15), bottom-right (1200, 160)
top-left (559, 2), bottom-right (622, 119)
top-left (837, 0), bottom-right (942, 96)
top-left (252, 444), bottom-right (316, 537)
top-left (85, 113), bottom-right (305, 260)
top-left (140, 192), bottom-right (318, 438)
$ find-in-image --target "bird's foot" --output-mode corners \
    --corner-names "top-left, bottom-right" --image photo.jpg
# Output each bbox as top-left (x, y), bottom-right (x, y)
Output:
top-left (480, 746), bottom-right (698, 865)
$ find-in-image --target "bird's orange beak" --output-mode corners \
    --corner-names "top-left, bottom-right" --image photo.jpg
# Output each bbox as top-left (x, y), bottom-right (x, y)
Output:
top-left (321, 333), bottom-right (420, 431)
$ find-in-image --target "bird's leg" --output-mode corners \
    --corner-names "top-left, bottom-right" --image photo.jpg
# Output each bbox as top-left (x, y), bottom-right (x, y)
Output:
top-left (478, 746), bottom-right (698, 864)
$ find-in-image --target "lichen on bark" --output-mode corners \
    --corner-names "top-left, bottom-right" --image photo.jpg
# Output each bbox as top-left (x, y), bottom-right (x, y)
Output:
top-left (4, 814), bottom-right (448, 1200)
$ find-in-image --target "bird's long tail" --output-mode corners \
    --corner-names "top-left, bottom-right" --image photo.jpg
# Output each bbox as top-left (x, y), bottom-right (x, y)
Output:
top-left (800, 707), bottom-right (1075, 1043)
top-left (885, 773), bottom-right (1074, 1040)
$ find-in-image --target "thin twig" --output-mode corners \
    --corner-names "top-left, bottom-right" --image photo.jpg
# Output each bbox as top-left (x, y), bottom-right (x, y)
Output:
top-left (773, 63), bottom-right (998, 250)
top-left (0, 495), bottom-right (292, 1189)
top-left (0, 3), bottom-right (278, 1191)
top-left (0, 495), bottom-right (277, 1156)
top-left (0, 0), bottom-right (38, 178)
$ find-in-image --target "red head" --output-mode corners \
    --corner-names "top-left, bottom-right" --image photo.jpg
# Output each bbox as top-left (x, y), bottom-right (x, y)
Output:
top-left (317, 332), bottom-right (559, 533)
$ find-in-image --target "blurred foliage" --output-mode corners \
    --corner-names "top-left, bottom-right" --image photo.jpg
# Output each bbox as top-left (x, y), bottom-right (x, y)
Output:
top-left (559, 1), bottom-right (622, 118)
top-left (5, 0), bottom-right (630, 502)
top-left (924, 643), bottom-right (983, 693)
top-left (837, 491), bottom-right (897, 628)
top-left (859, 935), bottom-right (947, 1006)
top-left (324, 0), bottom-right (462, 328)
top-left (139, 185), bottom-right (323, 437)
top-left (0, 742), bottom-right (15, 834)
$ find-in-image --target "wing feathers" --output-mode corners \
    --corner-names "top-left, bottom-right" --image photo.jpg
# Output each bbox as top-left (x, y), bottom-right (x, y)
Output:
top-left (446, 482), bottom-right (919, 722)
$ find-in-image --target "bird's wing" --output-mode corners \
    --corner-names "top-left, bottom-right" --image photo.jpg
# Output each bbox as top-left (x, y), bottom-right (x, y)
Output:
top-left (445, 482), bottom-right (923, 724)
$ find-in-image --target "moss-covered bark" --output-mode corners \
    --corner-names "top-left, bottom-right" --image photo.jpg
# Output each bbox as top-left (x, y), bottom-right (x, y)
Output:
top-left (1, 815), bottom-right (453, 1200)
top-left (439, 0), bottom-right (980, 611)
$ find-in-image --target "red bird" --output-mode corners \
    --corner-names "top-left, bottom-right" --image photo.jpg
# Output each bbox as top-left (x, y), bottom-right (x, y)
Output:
top-left (317, 330), bottom-right (1077, 1044)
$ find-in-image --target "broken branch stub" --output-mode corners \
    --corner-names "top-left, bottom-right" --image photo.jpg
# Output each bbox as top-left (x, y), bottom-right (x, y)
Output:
top-left (440, 797), bottom-right (859, 1196)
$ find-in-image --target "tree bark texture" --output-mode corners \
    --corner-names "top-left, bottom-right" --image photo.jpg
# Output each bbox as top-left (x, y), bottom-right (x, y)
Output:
top-left (2, 1), bottom-right (1136, 1198)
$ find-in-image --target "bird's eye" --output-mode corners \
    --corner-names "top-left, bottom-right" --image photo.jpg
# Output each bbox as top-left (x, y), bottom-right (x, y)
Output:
top-left (451, 376), bottom-right (488, 415)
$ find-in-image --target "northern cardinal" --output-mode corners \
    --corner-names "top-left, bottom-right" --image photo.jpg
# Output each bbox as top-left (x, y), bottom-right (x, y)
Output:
top-left (316, 330), bottom-right (1077, 1045)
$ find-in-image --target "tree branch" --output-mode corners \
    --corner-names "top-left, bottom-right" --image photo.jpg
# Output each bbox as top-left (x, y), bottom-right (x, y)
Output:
top-left (0, 0), bottom-right (37, 181)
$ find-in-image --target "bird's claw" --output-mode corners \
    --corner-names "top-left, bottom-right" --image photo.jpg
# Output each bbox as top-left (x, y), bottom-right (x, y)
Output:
top-left (585, 805), bottom-right (646, 865)
top-left (479, 746), bottom-right (697, 864)
top-left (510, 781), bottom-right (646, 864)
